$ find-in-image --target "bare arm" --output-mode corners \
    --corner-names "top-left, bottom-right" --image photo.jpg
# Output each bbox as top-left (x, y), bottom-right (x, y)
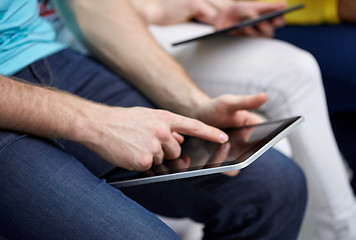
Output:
top-left (0, 75), bottom-right (90, 142)
top-left (0, 76), bottom-right (228, 171)
top-left (130, 0), bottom-right (287, 36)
top-left (130, 0), bottom-right (194, 25)
top-left (55, 0), bottom-right (210, 117)
top-left (50, 0), bottom-right (268, 176)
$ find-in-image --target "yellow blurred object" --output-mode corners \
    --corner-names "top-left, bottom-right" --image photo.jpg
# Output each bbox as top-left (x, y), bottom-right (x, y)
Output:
top-left (260, 0), bottom-right (340, 24)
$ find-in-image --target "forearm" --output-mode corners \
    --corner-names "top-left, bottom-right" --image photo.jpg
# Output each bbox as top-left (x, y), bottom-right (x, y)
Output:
top-left (129, 0), bottom-right (163, 24)
top-left (55, 0), bottom-right (209, 117)
top-left (0, 75), bottom-right (98, 143)
top-left (129, 0), bottom-right (193, 25)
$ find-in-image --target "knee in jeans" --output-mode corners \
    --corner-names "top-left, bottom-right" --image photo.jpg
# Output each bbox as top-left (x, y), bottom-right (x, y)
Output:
top-left (268, 151), bottom-right (308, 218)
top-left (252, 149), bottom-right (307, 219)
top-left (255, 150), bottom-right (307, 238)
top-left (202, 150), bottom-right (308, 239)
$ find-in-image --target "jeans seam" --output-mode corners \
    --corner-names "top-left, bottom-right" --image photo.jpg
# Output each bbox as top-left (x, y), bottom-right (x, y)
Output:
top-left (0, 134), bottom-right (29, 153)
top-left (43, 58), bottom-right (56, 86)
top-left (28, 59), bottom-right (56, 87)
top-left (29, 63), bottom-right (43, 84)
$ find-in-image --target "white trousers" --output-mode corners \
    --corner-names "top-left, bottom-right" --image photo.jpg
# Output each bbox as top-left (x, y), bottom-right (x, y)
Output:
top-left (149, 23), bottom-right (356, 240)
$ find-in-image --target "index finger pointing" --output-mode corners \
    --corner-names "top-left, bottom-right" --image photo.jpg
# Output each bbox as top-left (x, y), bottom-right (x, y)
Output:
top-left (170, 114), bottom-right (229, 144)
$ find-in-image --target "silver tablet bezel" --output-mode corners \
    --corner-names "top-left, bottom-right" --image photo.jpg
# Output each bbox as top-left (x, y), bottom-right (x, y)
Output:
top-left (107, 116), bottom-right (304, 188)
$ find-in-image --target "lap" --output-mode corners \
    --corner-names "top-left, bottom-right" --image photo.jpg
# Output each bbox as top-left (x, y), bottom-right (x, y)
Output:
top-left (0, 131), bottom-right (178, 240)
top-left (3, 49), bottom-right (307, 239)
top-left (0, 129), bottom-right (306, 240)
top-left (123, 149), bottom-right (307, 240)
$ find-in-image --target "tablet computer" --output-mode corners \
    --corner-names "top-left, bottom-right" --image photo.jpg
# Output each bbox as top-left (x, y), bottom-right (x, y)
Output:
top-left (102, 116), bottom-right (304, 188)
top-left (172, 3), bottom-right (305, 46)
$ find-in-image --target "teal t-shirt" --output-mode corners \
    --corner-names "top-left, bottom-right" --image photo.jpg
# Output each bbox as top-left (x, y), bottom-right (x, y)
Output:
top-left (0, 0), bottom-right (65, 76)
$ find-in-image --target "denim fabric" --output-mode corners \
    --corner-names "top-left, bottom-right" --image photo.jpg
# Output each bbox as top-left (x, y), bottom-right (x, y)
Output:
top-left (0, 132), bottom-right (178, 240)
top-left (0, 49), bottom-right (307, 239)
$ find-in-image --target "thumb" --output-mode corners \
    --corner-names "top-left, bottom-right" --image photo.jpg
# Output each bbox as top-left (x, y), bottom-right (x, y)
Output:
top-left (221, 93), bottom-right (268, 112)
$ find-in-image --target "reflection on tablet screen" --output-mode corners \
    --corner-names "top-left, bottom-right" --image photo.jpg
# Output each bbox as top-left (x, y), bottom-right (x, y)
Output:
top-left (102, 117), bottom-right (299, 183)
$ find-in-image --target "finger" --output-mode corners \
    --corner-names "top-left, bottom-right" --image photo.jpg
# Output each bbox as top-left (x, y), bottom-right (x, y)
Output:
top-left (272, 16), bottom-right (285, 27)
top-left (170, 115), bottom-right (229, 144)
top-left (180, 155), bottom-right (191, 169)
top-left (162, 135), bottom-right (182, 159)
top-left (222, 170), bottom-right (240, 177)
top-left (152, 147), bottom-right (164, 166)
top-left (172, 132), bottom-right (185, 144)
top-left (235, 111), bottom-right (265, 125)
top-left (222, 93), bottom-right (268, 112)
top-left (256, 21), bottom-right (274, 37)
top-left (165, 155), bottom-right (191, 172)
top-left (229, 29), bottom-right (243, 36)
top-left (240, 26), bottom-right (261, 37)
top-left (207, 142), bottom-right (230, 165)
top-left (222, 110), bottom-right (264, 129)
top-left (152, 164), bottom-right (170, 175)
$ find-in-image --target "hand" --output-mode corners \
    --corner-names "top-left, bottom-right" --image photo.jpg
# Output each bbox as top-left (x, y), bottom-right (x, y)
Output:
top-left (191, 0), bottom-right (287, 37)
top-left (339, 0), bottom-right (356, 23)
top-left (194, 93), bottom-right (267, 129)
top-left (82, 106), bottom-right (229, 172)
top-left (132, 0), bottom-right (286, 37)
top-left (192, 93), bottom-right (267, 176)
top-left (141, 155), bottom-right (191, 177)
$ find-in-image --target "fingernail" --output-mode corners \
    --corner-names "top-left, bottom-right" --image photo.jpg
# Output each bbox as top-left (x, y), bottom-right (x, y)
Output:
top-left (219, 133), bottom-right (229, 143)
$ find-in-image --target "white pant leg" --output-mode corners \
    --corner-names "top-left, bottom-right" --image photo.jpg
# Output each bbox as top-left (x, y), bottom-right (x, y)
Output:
top-left (150, 23), bottom-right (356, 240)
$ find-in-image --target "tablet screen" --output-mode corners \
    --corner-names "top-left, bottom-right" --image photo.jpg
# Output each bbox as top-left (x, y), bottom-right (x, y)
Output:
top-left (102, 116), bottom-right (303, 187)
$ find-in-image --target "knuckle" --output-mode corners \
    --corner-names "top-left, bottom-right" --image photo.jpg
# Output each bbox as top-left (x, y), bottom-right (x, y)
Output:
top-left (218, 94), bottom-right (233, 104)
top-left (150, 140), bottom-right (162, 154)
top-left (172, 147), bottom-right (181, 159)
top-left (137, 155), bottom-right (153, 171)
top-left (155, 109), bottom-right (172, 121)
top-left (154, 127), bottom-right (170, 141)
top-left (154, 156), bottom-right (163, 165)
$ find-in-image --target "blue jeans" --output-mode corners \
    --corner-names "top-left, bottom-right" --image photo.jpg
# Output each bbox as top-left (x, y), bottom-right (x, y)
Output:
top-left (276, 24), bottom-right (356, 192)
top-left (0, 50), bottom-right (307, 240)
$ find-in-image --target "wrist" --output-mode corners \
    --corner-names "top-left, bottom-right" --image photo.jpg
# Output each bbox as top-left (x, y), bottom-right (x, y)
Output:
top-left (130, 0), bottom-right (159, 24)
top-left (157, 67), bottom-right (211, 117)
top-left (187, 89), bottom-right (211, 118)
top-left (66, 100), bottom-right (105, 145)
